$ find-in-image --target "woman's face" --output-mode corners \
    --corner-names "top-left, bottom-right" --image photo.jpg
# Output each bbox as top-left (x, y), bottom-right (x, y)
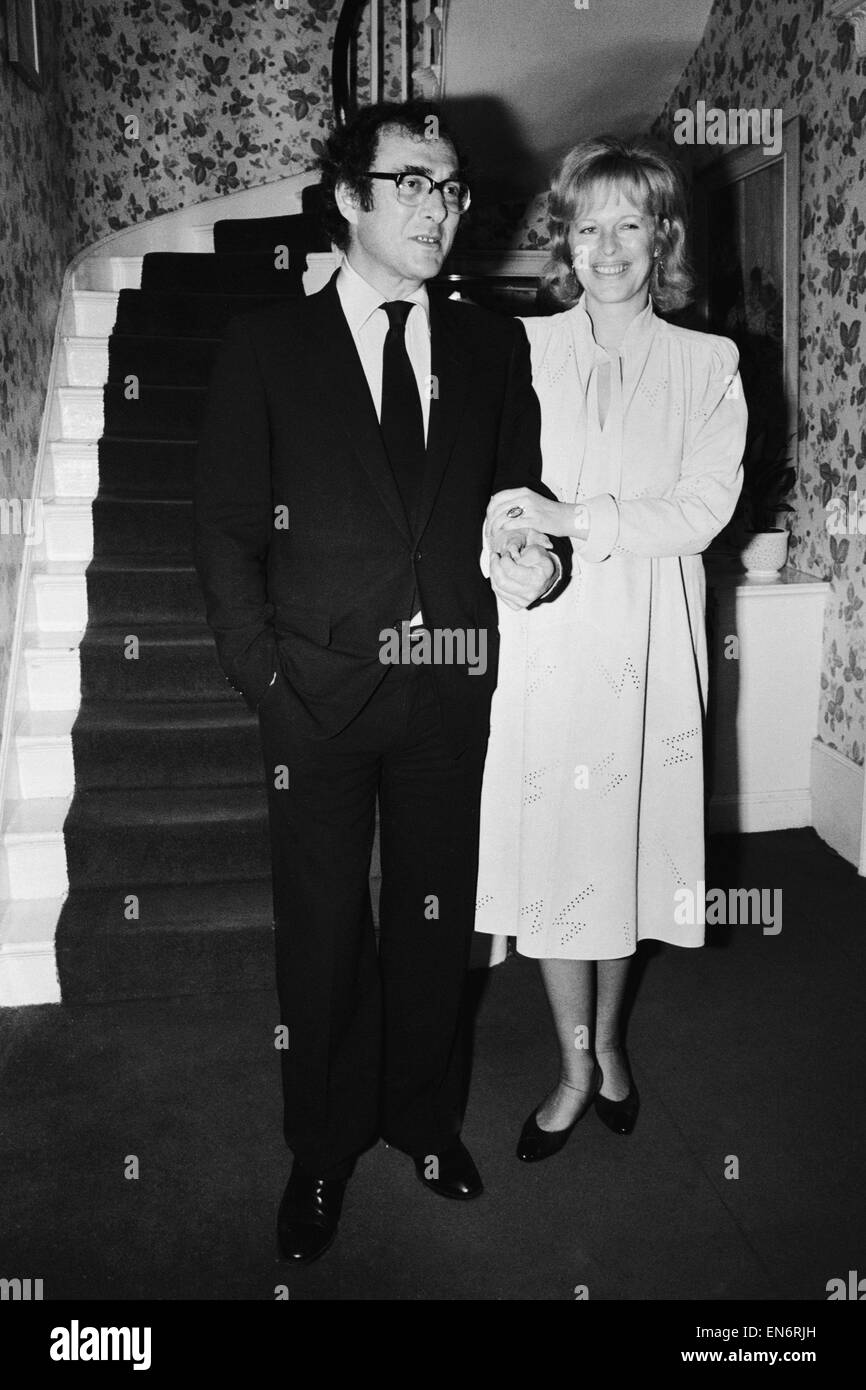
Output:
top-left (568, 183), bottom-right (659, 313)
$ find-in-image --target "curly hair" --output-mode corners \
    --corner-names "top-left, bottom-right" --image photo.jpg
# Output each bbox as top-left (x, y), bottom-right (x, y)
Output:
top-left (542, 135), bottom-right (695, 314)
top-left (316, 100), bottom-right (467, 252)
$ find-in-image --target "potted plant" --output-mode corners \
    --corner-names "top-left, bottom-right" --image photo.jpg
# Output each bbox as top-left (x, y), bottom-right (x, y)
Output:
top-left (737, 430), bottom-right (796, 577)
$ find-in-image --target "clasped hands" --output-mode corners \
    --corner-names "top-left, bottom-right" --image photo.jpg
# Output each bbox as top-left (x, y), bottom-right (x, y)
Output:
top-left (485, 488), bottom-right (568, 612)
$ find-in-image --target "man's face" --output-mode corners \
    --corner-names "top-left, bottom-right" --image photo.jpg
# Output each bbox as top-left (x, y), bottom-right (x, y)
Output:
top-left (337, 126), bottom-right (462, 296)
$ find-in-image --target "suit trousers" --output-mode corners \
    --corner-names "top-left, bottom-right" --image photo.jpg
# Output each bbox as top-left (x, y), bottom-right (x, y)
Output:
top-left (257, 658), bottom-right (490, 1180)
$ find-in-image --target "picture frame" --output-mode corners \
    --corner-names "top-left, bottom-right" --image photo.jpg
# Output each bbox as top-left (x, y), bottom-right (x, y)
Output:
top-left (692, 116), bottom-right (801, 478)
top-left (7, 0), bottom-right (42, 92)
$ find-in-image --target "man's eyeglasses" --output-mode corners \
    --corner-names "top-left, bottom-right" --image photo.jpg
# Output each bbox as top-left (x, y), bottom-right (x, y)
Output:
top-left (366, 171), bottom-right (471, 213)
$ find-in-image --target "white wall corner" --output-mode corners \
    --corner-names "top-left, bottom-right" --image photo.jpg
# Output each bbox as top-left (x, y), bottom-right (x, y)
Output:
top-left (810, 738), bottom-right (866, 874)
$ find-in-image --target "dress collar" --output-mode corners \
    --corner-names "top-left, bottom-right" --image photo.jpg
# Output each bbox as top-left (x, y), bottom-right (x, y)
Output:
top-left (572, 293), bottom-right (657, 361)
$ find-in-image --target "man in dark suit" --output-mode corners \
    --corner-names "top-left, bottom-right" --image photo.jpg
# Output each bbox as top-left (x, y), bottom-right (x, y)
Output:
top-left (194, 101), bottom-right (564, 1263)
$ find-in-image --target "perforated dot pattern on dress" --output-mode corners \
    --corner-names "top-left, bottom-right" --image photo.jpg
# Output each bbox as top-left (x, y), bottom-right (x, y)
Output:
top-left (526, 648), bottom-right (558, 696)
top-left (543, 341), bottom-right (575, 387)
top-left (661, 727), bottom-right (700, 766)
top-left (597, 656), bottom-right (642, 697)
top-left (475, 893), bottom-right (494, 912)
top-left (553, 882), bottom-right (596, 945)
top-left (639, 377), bottom-right (668, 408)
top-left (602, 771), bottom-right (628, 797)
top-left (521, 899), bottom-right (546, 936)
top-left (523, 767), bottom-right (550, 806)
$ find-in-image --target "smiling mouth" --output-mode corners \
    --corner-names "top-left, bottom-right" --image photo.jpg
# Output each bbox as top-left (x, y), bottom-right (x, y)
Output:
top-left (413, 235), bottom-right (442, 247)
top-left (593, 263), bottom-right (630, 276)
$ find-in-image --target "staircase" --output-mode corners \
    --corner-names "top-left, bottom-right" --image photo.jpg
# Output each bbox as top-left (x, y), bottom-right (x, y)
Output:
top-left (0, 184), bottom-right (367, 1004)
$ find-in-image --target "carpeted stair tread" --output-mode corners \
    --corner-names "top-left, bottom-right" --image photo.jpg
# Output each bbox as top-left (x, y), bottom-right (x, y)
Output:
top-left (113, 288), bottom-right (302, 339)
top-left (86, 555), bottom-right (196, 574)
top-left (212, 210), bottom-right (329, 255)
top-left (62, 793), bottom-right (269, 888)
top-left (65, 783), bottom-right (266, 828)
top-left (97, 439), bottom-right (197, 500)
top-left (77, 623), bottom-right (236, 703)
top-left (70, 697), bottom-right (262, 791)
top-left (141, 250), bottom-right (311, 295)
top-left (81, 620), bottom-right (214, 646)
top-left (91, 495), bottom-right (193, 559)
top-left (55, 880), bottom-right (275, 1002)
top-left (107, 334), bottom-right (222, 388)
top-left (85, 560), bottom-right (204, 626)
top-left (57, 878), bottom-right (274, 932)
top-left (102, 382), bottom-right (207, 442)
top-left (73, 697), bottom-right (256, 732)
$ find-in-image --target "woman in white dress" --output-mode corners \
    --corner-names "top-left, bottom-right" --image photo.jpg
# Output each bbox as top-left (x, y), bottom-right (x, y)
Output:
top-left (476, 136), bottom-right (748, 1161)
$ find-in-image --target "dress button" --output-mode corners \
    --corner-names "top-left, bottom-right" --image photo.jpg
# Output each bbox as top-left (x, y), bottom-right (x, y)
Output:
top-left (414, 550), bottom-right (422, 561)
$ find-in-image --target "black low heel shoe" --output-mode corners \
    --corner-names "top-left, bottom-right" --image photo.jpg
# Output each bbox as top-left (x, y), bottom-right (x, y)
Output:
top-left (516, 1064), bottom-right (602, 1163)
top-left (595, 1076), bottom-right (640, 1135)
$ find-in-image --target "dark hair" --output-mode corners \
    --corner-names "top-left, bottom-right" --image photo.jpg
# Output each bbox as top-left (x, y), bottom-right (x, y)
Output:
top-left (317, 100), bottom-right (466, 252)
top-left (543, 134), bottom-right (695, 314)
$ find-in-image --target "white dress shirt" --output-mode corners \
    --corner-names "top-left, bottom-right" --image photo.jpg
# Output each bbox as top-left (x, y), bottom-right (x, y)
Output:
top-left (336, 256), bottom-right (432, 440)
top-left (337, 256), bottom-right (430, 624)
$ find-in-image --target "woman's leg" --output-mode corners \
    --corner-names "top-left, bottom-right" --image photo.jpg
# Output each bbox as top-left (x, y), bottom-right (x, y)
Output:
top-left (595, 956), bottom-right (632, 1100)
top-left (535, 958), bottom-right (598, 1130)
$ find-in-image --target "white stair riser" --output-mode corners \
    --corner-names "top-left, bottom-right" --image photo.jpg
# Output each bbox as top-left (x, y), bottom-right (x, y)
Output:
top-left (67, 291), bottom-right (119, 338)
top-left (55, 388), bottom-right (104, 440)
top-left (43, 506), bottom-right (94, 563)
top-left (28, 574), bottom-right (89, 631)
top-left (63, 339), bottom-right (109, 386)
top-left (0, 952), bottom-right (61, 1007)
top-left (13, 738), bottom-right (75, 799)
top-left (71, 258), bottom-right (143, 292)
top-left (48, 443), bottom-right (99, 499)
top-left (3, 838), bottom-right (68, 899)
top-left (24, 650), bottom-right (81, 710)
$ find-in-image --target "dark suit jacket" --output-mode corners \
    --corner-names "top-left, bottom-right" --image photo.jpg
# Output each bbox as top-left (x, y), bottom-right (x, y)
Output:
top-left (193, 273), bottom-right (567, 755)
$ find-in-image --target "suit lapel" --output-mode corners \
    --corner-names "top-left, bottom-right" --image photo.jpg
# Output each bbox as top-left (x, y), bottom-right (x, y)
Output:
top-left (415, 292), bottom-right (474, 540)
top-left (306, 275), bottom-right (412, 544)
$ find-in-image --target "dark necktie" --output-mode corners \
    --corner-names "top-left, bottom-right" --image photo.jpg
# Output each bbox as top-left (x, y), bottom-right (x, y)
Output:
top-left (380, 301), bottom-right (426, 528)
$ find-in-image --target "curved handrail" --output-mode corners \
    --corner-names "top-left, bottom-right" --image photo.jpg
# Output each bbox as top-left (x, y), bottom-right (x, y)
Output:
top-left (332, 0), bottom-right (370, 128)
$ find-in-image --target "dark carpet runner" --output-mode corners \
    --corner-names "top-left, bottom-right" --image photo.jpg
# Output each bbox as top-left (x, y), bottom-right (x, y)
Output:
top-left (56, 212), bottom-right (361, 1003)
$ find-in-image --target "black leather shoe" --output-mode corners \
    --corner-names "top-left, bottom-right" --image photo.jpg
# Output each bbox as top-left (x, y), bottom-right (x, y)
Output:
top-left (414, 1138), bottom-right (483, 1200)
top-left (595, 1074), bottom-right (640, 1135)
top-left (516, 1064), bottom-right (602, 1163)
top-left (276, 1159), bottom-right (348, 1263)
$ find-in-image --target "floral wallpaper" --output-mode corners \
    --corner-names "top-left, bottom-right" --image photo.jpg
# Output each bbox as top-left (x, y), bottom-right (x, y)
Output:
top-left (0, 3), bottom-right (74, 749)
top-left (59, 0), bottom-right (341, 248)
top-left (650, 0), bottom-right (866, 767)
top-left (58, 0), bottom-right (423, 249)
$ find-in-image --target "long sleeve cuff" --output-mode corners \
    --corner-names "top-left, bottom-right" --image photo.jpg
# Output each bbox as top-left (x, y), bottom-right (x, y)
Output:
top-left (573, 492), bottom-right (619, 563)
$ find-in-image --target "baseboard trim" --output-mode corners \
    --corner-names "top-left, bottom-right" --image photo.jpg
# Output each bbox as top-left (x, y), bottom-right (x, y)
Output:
top-left (810, 739), bottom-right (865, 873)
top-left (708, 789), bottom-right (812, 834)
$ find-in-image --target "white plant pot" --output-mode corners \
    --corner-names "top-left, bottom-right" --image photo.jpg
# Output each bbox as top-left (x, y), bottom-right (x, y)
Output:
top-left (740, 529), bottom-right (789, 578)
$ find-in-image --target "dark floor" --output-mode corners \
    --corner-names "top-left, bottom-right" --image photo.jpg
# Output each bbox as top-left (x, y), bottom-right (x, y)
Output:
top-left (1, 828), bottom-right (864, 1301)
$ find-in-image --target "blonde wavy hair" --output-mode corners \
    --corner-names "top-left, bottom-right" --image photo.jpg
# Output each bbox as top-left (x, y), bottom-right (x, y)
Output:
top-left (543, 135), bottom-right (695, 314)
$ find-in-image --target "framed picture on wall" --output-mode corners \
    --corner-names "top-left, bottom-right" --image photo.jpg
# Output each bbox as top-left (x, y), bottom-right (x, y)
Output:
top-left (7, 0), bottom-right (42, 91)
top-left (692, 116), bottom-right (801, 479)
